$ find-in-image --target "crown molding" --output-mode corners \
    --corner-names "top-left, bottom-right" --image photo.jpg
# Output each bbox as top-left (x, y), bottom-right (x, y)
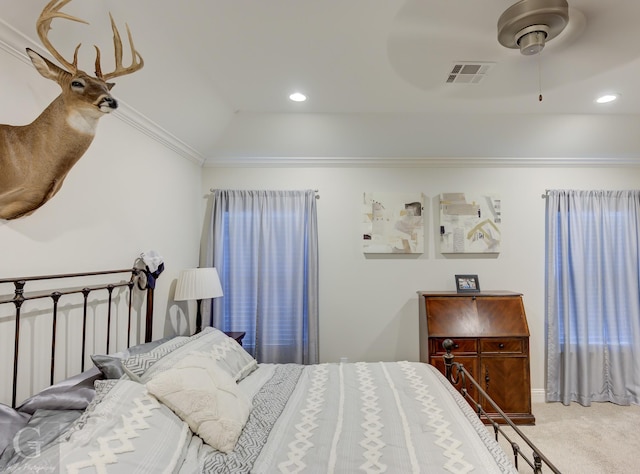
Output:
top-left (0, 18), bottom-right (204, 166)
top-left (204, 155), bottom-right (640, 168)
top-left (112, 105), bottom-right (204, 165)
top-left (0, 17), bottom-right (33, 61)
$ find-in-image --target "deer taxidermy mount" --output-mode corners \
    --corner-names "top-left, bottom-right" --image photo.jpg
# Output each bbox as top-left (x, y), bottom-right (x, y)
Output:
top-left (0, 0), bottom-right (143, 220)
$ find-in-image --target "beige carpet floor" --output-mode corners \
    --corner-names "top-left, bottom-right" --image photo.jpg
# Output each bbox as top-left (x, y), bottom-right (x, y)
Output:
top-left (492, 401), bottom-right (640, 473)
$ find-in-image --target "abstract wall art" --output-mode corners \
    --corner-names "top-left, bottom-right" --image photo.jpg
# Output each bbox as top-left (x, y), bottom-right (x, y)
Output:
top-left (439, 193), bottom-right (501, 254)
top-left (362, 192), bottom-right (425, 254)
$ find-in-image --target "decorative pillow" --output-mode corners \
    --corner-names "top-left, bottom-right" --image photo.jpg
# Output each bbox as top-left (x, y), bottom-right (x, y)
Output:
top-left (91, 336), bottom-right (182, 379)
top-left (17, 367), bottom-right (102, 415)
top-left (123, 327), bottom-right (257, 383)
top-left (206, 334), bottom-right (258, 383)
top-left (122, 331), bottom-right (207, 381)
top-left (145, 352), bottom-right (251, 453)
top-left (128, 336), bottom-right (177, 356)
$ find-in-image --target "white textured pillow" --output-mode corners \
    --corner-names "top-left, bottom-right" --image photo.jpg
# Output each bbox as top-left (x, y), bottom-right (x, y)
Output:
top-left (145, 352), bottom-right (250, 453)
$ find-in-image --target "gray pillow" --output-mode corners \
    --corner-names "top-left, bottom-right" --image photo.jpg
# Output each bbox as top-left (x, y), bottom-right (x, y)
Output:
top-left (90, 353), bottom-right (126, 379)
top-left (17, 368), bottom-right (101, 415)
top-left (91, 337), bottom-right (175, 379)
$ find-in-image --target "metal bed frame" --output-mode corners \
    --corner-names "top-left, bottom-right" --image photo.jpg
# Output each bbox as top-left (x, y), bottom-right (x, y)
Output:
top-left (0, 267), bottom-right (153, 408)
top-left (442, 338), bottom-right (561, 474)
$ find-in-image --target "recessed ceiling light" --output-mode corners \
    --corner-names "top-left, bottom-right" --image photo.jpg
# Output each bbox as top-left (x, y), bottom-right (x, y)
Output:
top-left (289, 92), bottom-right (307, 102)
top-left (595, 93), bottom-right (619, 104)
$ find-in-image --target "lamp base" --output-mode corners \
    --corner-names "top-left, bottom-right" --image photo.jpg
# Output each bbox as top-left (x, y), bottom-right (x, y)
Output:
top-left (195, 298), bottom-right (203, 334)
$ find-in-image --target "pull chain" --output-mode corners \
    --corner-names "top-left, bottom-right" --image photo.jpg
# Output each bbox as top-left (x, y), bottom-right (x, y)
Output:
top-left (538, 50), bottom-right (543, 102)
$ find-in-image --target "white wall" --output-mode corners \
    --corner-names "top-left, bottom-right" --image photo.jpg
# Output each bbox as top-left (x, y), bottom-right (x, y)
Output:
top-left (0, 44), bottom-right (203, 404)
top-left (202, 164), bottom-right (640, 398)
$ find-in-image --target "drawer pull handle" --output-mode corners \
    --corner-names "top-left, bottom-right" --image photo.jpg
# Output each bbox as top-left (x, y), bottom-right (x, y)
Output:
top-left (454, 343), bottom-right (459, 349)
top-left (498, 343), bottom-right (505, 349)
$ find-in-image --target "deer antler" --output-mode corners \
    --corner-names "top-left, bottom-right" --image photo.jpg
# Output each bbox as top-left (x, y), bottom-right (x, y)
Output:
top-left (36, 0), bottom-right (88, 73)
top-left (95, 13), bottom-right (144, 81)
top-left (36, 0), bottom-right (143, 80)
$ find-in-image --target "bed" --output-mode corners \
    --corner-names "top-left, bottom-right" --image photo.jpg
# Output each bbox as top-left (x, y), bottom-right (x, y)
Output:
top-left (0, 266), bottom-right (557, 473)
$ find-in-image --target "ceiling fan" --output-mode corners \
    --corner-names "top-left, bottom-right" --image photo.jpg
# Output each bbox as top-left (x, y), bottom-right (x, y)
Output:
top-left (497, 0), bottom-right (569, 55)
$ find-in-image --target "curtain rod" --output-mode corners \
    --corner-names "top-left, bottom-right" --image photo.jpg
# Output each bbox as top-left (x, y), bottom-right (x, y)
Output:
top-left (209, 188), bottom-right (319, 193)
top-left (209, 188), bottom-right (320, 198)
top-left (541, 189), bottom-right (549, 199)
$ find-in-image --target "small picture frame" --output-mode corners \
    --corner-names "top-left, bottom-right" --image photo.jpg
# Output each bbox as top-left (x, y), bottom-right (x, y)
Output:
top-left (455, 274), bottom-right (480, 293)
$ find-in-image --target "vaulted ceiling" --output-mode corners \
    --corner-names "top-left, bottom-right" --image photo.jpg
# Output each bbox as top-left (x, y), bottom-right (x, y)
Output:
top-left (2, 0), bottom-right (640, 165)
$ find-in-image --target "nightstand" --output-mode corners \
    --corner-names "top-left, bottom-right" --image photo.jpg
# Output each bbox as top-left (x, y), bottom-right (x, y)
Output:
top-left (224, 331), bottom-right (246, 346)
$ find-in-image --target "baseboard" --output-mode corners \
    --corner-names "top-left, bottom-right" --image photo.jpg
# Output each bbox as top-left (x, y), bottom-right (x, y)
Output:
top-left (531, 388), bottom-right (546, 404)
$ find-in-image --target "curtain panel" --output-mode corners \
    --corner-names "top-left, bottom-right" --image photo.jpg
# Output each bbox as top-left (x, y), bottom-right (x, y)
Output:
top-left (202, 190), bottom-right (319, 365)
top-left (545, 189), bottom-right (640, 406)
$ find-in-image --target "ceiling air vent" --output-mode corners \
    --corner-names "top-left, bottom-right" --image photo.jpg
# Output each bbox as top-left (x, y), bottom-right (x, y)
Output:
top-left (446, 62), bottom-right (495, 84)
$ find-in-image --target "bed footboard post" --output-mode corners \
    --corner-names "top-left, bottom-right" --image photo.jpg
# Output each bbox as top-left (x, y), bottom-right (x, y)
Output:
top-left (533, 452), bottom-right (543, 473)
top-left (443, 338), bottom-right (455, 380)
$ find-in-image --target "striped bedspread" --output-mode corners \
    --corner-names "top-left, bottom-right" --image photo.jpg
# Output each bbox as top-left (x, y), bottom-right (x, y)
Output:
top-left (185, 361), bottom-right (517, 473)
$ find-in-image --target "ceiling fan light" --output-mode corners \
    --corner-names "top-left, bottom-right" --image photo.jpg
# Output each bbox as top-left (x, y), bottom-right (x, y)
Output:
top-left (516, 25), bottom-right (549, 55)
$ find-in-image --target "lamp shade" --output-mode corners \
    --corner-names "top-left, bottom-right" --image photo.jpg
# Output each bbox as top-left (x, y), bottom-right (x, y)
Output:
top-left (174, 267), bottom-right (223, 301)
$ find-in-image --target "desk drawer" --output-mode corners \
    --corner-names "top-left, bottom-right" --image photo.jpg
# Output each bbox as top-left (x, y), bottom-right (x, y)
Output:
top-left (430, 337), bottom-right (477, 355)
top-left (480, 338), bottom-right (524, 354)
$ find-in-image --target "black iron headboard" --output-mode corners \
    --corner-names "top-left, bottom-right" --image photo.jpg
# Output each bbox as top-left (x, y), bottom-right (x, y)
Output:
top-left (0, 267), bottom-right (153, 408)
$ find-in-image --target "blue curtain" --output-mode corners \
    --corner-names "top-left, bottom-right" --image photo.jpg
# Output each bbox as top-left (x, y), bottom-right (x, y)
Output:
top-left (545, 190), bottom-right (640, 406)
top-left (202, 190), bottom-right (319, 364)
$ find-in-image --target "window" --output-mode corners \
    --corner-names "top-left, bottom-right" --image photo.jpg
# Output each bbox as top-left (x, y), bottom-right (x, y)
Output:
top-left (553, 208), bottom-right (633, 346)
top-left (204, 190), bottom-right (319, 364)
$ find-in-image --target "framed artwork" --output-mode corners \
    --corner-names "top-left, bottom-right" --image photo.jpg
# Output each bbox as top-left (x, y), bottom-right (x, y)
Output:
top-left (362, 192), bottom-right (425, 254)
top-left (455, 274), bottom-right (480, 293)
top-left (439, 193), bottom-right (501, 254)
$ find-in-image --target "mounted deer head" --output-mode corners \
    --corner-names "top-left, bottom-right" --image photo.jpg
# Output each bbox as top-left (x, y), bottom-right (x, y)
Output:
top-left (0, 0), bottom-right (143, 220)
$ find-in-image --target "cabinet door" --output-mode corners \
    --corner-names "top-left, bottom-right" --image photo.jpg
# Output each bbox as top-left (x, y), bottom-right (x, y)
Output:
top-left (430, 355), bottom-right (479, 403)
top-left (481, 356), bottom-right (531, 416)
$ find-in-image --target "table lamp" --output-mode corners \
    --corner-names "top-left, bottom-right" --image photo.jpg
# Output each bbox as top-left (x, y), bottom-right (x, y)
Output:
top-left (174, 267), bottom-right (223, 333)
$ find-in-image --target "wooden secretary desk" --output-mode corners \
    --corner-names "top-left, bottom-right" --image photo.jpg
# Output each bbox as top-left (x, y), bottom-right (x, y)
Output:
top-left (418, 291), bottom-right (535, 425)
